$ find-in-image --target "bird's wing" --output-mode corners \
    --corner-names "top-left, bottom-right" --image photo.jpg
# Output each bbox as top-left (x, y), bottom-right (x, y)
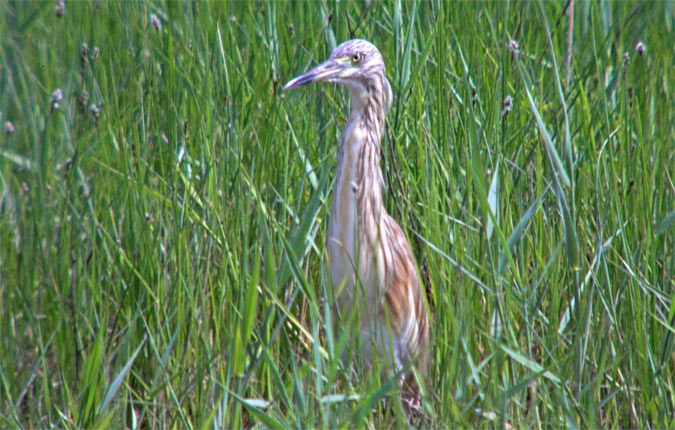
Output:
top-left (381, 215), bottom-right (429, 354)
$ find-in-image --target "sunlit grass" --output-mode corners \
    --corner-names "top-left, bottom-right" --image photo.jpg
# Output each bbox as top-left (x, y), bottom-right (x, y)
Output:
top-left (1, 1), bottom-right (673, 428)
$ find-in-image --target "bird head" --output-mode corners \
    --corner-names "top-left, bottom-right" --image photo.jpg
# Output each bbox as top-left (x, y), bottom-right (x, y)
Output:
top-left (284, 39), bottom-right (392, 112)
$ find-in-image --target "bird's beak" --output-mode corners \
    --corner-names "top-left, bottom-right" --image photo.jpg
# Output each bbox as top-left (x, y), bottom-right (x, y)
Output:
top-left (283, 59), bottom-right (345, 91)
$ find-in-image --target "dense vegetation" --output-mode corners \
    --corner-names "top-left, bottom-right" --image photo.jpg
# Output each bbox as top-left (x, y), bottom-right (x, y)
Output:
top-left (1, 1), bottom-right (673, 428)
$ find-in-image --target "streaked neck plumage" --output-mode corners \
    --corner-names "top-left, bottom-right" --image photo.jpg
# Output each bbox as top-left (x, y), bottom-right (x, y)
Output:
top-left (327, 78), bottom-right (390, 297)
top-left (346, 83), bottom-right (387, 247)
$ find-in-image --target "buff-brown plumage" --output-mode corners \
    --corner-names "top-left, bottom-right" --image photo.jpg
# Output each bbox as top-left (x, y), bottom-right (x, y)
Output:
top-left (284, 39), bottom-right (430, 404)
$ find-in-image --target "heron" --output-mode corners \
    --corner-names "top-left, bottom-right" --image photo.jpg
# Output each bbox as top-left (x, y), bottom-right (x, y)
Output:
top-left (284, 39), bottom-right (430, 404)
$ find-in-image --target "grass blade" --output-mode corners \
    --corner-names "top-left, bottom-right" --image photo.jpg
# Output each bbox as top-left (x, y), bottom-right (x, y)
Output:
top-left (97, 337), bottom-right (146, 415)
top-left (498, 186), bottom-right (549, 277)
top-left (655, 209), bottom-right (675, 235)
top-left (486, 160), bottom-right (499, 240)
top-left (516, 57), bottom-right (579, 269)
top-left (516, 60), bottom-right (571, 188)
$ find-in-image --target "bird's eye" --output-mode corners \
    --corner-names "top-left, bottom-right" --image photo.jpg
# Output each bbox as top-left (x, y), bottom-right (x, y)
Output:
top-left (351, 53), bottom-right (363, 64)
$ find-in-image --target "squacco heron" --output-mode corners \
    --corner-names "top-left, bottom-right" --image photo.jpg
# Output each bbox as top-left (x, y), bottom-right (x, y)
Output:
top-left (284, 39), bottom-right (430, 403)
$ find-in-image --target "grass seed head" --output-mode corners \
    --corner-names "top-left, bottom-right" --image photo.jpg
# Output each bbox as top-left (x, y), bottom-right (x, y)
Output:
top-left (50, 88), bottom-right (63, 111)
top-left (89, 103), bottom-right (100, 118)
top-left (507, 39), bottom-right (519, 55)
top-left (56, 158), bottom-right (73, 173)
top-left (151, 14), bottom-right (162, 32)
top-left (4, 121), bottom-right (15, 136)
top-left (55, 0), bottom-right (65, 18)
top-left (80, 43), bottom-right (90, 67)
top-left (89, 103), bottom-right (101, 128)
top-left (78, 90), bottom-right (89, 113)
top-left (502, 95), bottom-right (513, 117)
top-left (635, 41), bottom-right (645, 56)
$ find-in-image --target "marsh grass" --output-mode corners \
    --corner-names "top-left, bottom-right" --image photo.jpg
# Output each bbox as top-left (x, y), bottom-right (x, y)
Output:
top-left (1, 1), bottom-right (674, 428)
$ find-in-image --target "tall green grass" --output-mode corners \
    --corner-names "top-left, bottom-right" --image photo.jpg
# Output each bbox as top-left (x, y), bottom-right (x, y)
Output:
top-left (1, 1), bottom-right (673, 428)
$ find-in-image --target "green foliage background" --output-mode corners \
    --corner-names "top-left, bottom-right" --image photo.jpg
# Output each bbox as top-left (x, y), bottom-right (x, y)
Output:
top-left (1, 0), bottom-right (674, 428)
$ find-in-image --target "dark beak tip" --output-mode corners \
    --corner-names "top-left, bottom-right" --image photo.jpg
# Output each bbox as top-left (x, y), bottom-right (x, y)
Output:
top-left (283, 75), bottom-right (311, 91)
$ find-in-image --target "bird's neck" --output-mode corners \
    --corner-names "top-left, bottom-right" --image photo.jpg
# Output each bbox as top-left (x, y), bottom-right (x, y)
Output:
top-left (330, 96), bottom-right (387, 252)
top-left (346, 100), bottom-right (385, 205)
